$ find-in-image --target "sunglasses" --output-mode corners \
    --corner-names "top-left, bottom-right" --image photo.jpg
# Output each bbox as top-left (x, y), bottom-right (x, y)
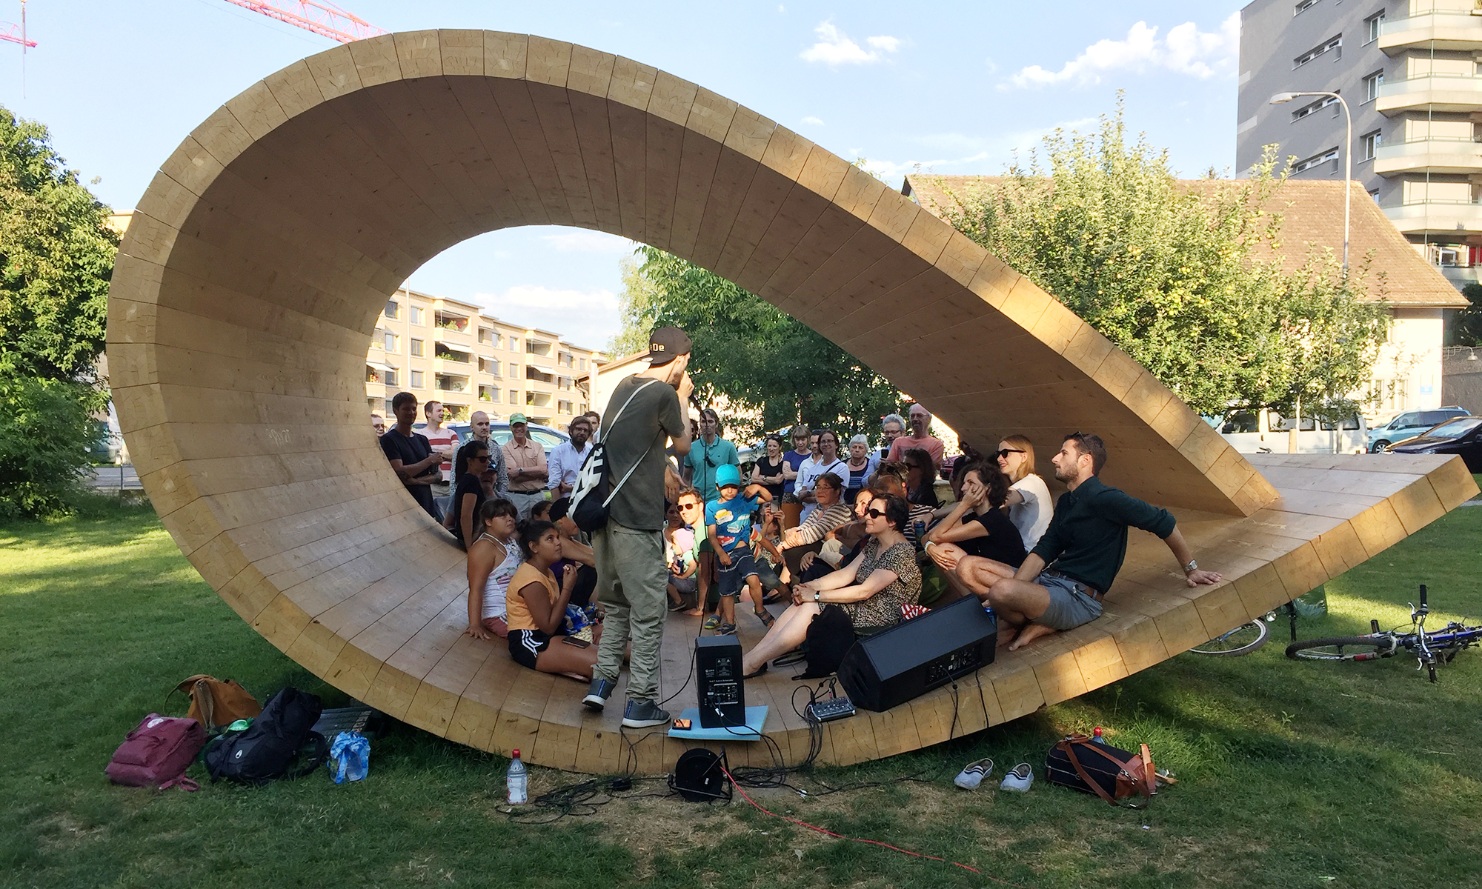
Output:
top-left (470, 454), bottom-right (490, 461)
top-left (866, 508), bottom-right (887, 519)
top-left (996, 448), bottom-right (1025, 459)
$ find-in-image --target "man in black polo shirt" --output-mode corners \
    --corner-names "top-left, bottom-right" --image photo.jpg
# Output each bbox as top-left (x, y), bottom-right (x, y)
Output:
top-left (379, 391), bottom-right (449, 520)
top-left (965, 432), bottom-right (1222, 652)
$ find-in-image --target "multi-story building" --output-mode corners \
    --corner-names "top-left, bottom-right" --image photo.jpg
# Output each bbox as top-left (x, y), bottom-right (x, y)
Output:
top-left (1238, 0), bottom-right (1482, 288)
top-left (367, 288), bottom-right (603, 429)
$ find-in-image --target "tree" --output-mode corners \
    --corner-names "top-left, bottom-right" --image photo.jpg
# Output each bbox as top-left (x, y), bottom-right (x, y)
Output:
top-left (0, 106), bottom-right (117, 517)
top-left (934, 100), bottom-right (1388, 419)
top-left (1449, 282), bottom-right (1482, 347)
top-left (614, 246), bottom-right (901, 441)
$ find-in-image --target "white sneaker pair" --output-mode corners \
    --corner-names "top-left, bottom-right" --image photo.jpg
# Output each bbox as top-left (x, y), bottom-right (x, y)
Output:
top-left (953, 758), bottom-right (1033, 792)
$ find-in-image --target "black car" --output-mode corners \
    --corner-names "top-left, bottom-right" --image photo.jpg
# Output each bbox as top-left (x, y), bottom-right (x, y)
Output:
top-left (1387, 417), bottom-right (1482, 472)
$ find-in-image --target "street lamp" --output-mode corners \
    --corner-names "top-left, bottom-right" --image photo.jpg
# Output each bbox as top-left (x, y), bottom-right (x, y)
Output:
top-left (1270, 91), bottom-right (1351, 275)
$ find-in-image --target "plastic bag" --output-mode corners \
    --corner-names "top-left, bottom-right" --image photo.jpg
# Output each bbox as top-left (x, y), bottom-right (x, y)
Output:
top-left (329, 730), bottom-right (370, 784)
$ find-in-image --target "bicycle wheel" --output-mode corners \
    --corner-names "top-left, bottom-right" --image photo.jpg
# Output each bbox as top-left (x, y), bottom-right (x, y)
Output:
top-left (1189, 620), bottom-right (1270, 656)
top-left (1284, 635), bottom-right (1392, 661)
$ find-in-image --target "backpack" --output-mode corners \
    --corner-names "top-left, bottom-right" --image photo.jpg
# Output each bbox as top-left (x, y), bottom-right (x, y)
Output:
top-left (570, 380), bottom-right (661, 533)
top-left (1045, 734), bottom-right (1172, 807)
top-left (173, 674), bottom-right (262, 731)
top-left (106, 714), bottom-right (206, 791)
top-left (202, 687), bottom-right (328, 785)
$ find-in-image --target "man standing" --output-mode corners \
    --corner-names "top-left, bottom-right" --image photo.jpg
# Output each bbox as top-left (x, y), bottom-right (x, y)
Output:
top-left (886, 403), bottom-right (945, 466)
top-left (583, 409), bottom-right (602, 444)
top-left (878, 413), bottom-right (904, 461)
top-left (450, 411), bottom-right (507, 500)
top-left (371, 413), bottom-right (386, 436)
top-left (501, 413), bottom-right (549, 520)
top-left (547, 416), bottom-right (595, 500)
top-left (952, 432), bottom-right (1223, 651)
top-left (583, 326), bottom-right (693, 729)
top-left (379, 392), bottom-right (449, 520)
top-left (682, 408), bottom-right (739, 503)
top-left (422, 400), bottom-right (458, 519)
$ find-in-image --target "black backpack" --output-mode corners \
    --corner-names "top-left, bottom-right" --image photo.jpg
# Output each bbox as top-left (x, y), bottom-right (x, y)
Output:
top-left (203, 687), bottom-right (328, 785)
top-left (569, 380), bottom-right (661, 533)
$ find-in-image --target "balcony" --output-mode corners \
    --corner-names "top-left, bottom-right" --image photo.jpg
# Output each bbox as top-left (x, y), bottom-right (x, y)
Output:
top-left (526, 391), bottom-right (553, 408)
top-left (1376, 74), bottom-right (1482, 114)
top-left (1374, 136), bottom-right (1482, 175)
top-left (1383, 200), bottom-right (1482, 235)
top-left (525, 338), bottom-right (554, 358)
top-left (1379, 13), bottom-right (1482, 55)
top-left (434, 373), bottom-right (469, 394)
top-left (434, 314), bottom-right (472, 347)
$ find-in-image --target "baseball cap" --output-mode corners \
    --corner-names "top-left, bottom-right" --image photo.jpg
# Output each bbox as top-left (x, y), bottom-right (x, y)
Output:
top-left (509, 413), bottom-right (529, 425)
top-left (715, 464), bottom-right (742, 488)
top-left (647, 326), bottom-right (692, 365)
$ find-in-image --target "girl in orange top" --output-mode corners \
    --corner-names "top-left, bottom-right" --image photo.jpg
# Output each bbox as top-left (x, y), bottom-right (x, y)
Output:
top-left (507, 520), bottom-right (601, 680)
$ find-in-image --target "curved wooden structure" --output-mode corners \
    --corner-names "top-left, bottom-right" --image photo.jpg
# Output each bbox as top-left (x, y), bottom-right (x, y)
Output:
top-left (107, 31), bottom-right (1477, 774)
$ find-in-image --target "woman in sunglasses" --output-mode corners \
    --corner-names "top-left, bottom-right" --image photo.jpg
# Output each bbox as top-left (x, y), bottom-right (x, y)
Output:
top-left (741, 493), bottom-right (920, 678)
top-left (996, 435), bottom-right (1052, 550)
top-left (446, 439), bottom-right (491, 551)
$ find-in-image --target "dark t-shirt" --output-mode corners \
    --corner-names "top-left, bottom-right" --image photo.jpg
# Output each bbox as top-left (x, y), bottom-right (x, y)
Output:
top-left (782, 450), bottom-right (808, 495)
top-left (756, 455), bottom-right (786, 502)
top-left (447, 472), bottom-right (486, 548)
top-left (381, 429), bottom-right (438, 518)
top-left (605, 375), bottom-right (686, 531)
top-left (958, 508), bottom-right (1027, 567)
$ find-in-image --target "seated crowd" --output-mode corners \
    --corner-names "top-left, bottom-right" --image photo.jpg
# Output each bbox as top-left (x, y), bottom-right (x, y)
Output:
top-left (381, 388), bottom-right (1222, 691)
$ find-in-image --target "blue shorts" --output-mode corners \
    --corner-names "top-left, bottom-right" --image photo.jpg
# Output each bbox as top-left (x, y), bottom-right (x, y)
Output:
top-left (717, 550), bottom-right (758, 598)
top-left (1035, 571), bottom-right (1104, 630)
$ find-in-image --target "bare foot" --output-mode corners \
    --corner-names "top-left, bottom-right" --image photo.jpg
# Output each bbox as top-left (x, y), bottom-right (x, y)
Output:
top-left (684, 607), bottom-right (704, 617)
top-left (1007, 623), bottom-right (1058, 651)
top-left (997, 623), bottom-right (1021, 649)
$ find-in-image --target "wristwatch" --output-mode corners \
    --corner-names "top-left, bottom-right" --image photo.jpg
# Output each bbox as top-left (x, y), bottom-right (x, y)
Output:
top-left (813, 590), bottom-right (821, 604)
top-left (1183, 559), bottom-right (1198, 574)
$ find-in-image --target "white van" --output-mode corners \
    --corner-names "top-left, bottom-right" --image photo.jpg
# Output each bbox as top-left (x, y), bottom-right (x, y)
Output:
top-left (1211, 408), bottom-right (1368, 455)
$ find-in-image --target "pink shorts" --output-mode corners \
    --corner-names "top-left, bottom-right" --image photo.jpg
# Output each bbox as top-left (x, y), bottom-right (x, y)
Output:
top-left (481, 615), bottom-right (509, 638)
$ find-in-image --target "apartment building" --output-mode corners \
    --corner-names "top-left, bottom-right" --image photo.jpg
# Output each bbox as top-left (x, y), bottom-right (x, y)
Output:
top-left (367, 288), bottom-right (603, 429)
top-left (1238, 0), bottom-right (1482, 288)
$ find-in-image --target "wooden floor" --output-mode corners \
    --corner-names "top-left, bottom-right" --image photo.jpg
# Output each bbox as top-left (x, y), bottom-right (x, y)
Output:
top-left (104, 31), bottom-right (1479, 774)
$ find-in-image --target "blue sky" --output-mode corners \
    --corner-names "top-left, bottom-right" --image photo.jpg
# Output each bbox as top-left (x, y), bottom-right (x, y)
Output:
top-left (1, 1), bottom-right (1243, 350)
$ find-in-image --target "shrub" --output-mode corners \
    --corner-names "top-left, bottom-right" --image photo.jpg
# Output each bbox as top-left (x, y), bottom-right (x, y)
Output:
top-left (0, 373), bottom-right (100, 519)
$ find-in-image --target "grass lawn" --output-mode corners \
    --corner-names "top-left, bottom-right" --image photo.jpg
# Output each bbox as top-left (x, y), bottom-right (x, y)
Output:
top-left (2, 499), bottom-right (1479, 888)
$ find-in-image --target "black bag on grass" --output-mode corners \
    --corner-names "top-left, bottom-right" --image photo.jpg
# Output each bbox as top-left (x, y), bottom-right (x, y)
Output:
top-left (1045, 734), bottom-right (1164, 807)
top-left (203, 687), bottom-right (328, 785)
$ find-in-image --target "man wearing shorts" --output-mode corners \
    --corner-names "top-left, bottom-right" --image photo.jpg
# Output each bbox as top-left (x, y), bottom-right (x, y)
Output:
top-left (704, 465), bottom-right (773, 635)
top-left (977, 432), bottom-right (1223, 652)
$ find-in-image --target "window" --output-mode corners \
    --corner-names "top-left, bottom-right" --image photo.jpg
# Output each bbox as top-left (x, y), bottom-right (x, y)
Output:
top-left (410, 338), bottom-right (424, 357)
top-left (383, 369), bottom-right (398, 388)
top-left (579, 357), bottom-right (587, 370)
top-left (383, 331), bottom-right (397, 351)
top-left (384, 300), bottom-right (399, 319)
top-left (1290, 95), bottom-right (1338, 121)
top-left (1292, 147), bottom-right (1339, 173)
top-left (509, 363), bottom-right (519, 378)
top-left (1293, 35), bottom-right (1341, 68)
top-left (1369, 188), bottom-right (1380, 202)
top-left (1363, 71), bottom-right (1384, 103)
top-left (509, 337), bottom-right (520, 351)
top-left (509, 390), bottom-right (519, 404)
top-left (410, 307), bottom-right (423, 325)
top-left (1294, 0), bottom-right (1318, 14)
top-left (1361, 130), bottom-right (1382, 161)
top-left (1365, 12), bottom-right (1385, 45)
top-left (410, 370), bottom-right (424, 388)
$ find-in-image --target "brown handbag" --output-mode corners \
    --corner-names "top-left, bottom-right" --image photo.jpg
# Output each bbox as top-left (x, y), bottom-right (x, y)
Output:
top-left (1045, 734), bottom-right (1170, 807)
top-left (173, 675), bottom-right (262, 731)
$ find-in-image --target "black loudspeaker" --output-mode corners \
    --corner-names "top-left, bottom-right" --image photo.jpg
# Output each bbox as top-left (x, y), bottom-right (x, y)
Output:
top-left (669, 748), bottom-right (732, 803)
top-left (837, 596), bottom-right (997, 712)
top-left (695, 636), bottom-right (745, 728)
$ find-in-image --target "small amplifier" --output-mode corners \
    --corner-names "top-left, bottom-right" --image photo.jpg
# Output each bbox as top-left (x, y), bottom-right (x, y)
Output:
top-left (806, 697), bottom-right (856, 722)
top-left (695, 636), bottom-right (746, 728)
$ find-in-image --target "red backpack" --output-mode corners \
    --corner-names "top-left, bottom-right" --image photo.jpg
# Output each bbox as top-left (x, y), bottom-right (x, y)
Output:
top-left (105, 714), bottom-right (206, 791)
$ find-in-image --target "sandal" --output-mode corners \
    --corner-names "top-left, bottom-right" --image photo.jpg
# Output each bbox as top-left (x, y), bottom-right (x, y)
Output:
top-left (754, 608), bottom-right (775, 628)
top-left (743, 663), bottom-right (768, 680)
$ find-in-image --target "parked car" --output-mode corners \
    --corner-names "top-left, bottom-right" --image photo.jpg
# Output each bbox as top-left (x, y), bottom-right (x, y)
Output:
top-left (443, 421), bottom-right (570, 458)
top-left (1366, 406), bottom-right (1471, 453)
top-left (1386, 416), bottom-right (1482, 471)
top-left (87, 419), bottom-right (127, 464)
top-left (1211, 407), bottom-right (1368, 455)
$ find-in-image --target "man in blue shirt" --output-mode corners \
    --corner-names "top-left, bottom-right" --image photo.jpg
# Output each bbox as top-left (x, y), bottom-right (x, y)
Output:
top-left (683, 407), bottom-right (739, 503)
top-left (954, 432), bottom-right (1223, 652)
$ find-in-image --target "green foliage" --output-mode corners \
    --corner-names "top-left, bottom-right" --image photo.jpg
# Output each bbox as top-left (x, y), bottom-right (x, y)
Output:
top-left (0, 372), bottom-right (99, 519)
top-left (936, 99), bottom-right (1388, 417)
top-left (1450, 282), bottom-right (1482, 347)
top-left (616, 246), bottom-right (901, 440)
top-left (0, 105), bottom-right (118, 382)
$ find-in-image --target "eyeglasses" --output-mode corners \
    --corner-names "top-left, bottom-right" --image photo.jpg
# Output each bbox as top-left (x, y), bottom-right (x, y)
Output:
top-left (996, 448), bottom-right (1025, 459)
top-left (470, 454), bottom-right (490, 461)
top-left (678, 502), bottom-right (700, 510)
top-left (865, 508), bottom-right (887, 519)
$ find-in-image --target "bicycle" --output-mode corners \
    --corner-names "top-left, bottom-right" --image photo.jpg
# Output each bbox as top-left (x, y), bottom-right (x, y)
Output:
top-left (1284, 585), bottom-right (1482, 682)
top-left (1189, 591), bottom-right (1328, 657)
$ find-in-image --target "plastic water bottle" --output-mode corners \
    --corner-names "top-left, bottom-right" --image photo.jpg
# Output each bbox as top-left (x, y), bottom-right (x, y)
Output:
top-left (506, 749), bottom-right (528, 805)
top-left (1092, 726), bottom-right (1106, 745)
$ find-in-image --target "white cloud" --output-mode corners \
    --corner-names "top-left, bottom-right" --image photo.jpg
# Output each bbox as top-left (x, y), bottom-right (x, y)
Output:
top-left (853, 118), bottom-right (1098, 182)
top-left (469, 285), bottom-right (621, 351)
top-left (539, 230), bottom-right (636, 255)
top-left (800, 21), bottom-right (901, 66)
top-left (801, 115), bottom-right (825, 127)
top-left (1003, 12), bottom-right (1238, 90)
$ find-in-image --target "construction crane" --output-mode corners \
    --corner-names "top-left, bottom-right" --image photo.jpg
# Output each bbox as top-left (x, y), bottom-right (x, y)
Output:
top-left (222, 0), bottom-right (385, 43)
top-left (1, 0), bottom-right (33, 49)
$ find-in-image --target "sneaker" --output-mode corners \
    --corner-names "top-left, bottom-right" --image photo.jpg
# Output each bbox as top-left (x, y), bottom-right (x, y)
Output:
top-left (583, 677), bottom-right (615, 712)
top-left (621, 699), bottom-right (671, 729)
top-left (954, 757), bottom-right (994, 790)
top-left (1000, 762), bottom-right (1033, 793)
top-left (715, 622), bottom-right (737, 636)
top-left (702, 615), bottom-right (720, 630)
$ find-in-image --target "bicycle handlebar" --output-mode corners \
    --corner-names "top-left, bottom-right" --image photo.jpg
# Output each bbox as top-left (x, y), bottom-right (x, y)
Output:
top-left (1419, 584), bottom-right (1428, 610)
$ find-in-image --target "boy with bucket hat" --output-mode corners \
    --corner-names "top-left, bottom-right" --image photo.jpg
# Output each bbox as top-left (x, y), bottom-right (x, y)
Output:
top-left (705, 464), bottom-right (776, 635)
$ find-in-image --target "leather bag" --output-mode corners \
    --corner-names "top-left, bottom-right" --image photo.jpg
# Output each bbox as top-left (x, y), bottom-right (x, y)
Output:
top-left (1045, 734), bottom-right (1166, 807)
top-left (174, 674), bottom-right (262, 731)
